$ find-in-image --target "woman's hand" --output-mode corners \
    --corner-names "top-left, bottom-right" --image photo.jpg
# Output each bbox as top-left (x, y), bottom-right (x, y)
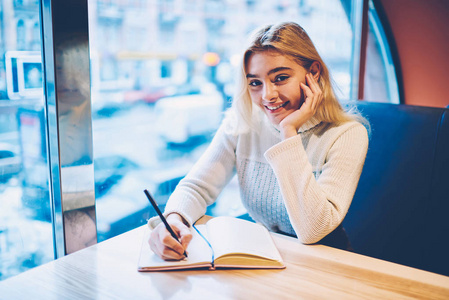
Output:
top-left (148, 213), bottom-right (192, 260)
top-left (279, 73), bottom-right (323, 139)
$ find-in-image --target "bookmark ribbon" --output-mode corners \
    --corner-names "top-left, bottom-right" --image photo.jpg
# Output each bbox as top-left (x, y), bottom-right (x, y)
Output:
top-left (192, 223), bottom-right (215, 270)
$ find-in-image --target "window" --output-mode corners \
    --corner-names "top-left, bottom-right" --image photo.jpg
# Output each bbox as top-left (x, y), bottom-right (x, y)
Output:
top-left (0, 2), bottom-right (52, 281)
top-left (363, 0), bottom-right (399, 103)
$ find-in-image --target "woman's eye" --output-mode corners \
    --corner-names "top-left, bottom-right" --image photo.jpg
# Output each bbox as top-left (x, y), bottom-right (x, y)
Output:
top-left (249, 80), bottom-right (262, 87)
top-left (275, 75), bottom-right (289, 82)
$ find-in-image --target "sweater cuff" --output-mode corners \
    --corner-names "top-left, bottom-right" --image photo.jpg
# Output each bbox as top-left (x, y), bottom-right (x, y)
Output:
top-left (264, 134), bottom-right (305, 163)
top-left (147, 211), bottom-right (192, 230)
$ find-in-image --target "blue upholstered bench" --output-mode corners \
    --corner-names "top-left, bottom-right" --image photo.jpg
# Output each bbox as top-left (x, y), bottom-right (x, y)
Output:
top-left (343, 102), bottom-right (449, 276)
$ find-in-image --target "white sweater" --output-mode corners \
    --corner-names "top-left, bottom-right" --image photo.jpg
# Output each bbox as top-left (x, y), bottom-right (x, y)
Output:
top-left (150, 114), bottom-right (369, 244)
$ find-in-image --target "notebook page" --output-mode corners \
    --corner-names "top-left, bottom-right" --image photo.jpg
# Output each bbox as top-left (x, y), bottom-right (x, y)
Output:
top-left (206, 216), bottom-right (282, 261)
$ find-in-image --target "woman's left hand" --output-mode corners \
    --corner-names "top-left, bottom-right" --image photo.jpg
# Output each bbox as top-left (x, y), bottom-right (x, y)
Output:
top-left (279, 73), bottom-right (323, 139)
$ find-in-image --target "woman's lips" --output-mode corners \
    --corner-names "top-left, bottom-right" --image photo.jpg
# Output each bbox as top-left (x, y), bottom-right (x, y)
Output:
top-left (265, 101), bottom-right (289, 113)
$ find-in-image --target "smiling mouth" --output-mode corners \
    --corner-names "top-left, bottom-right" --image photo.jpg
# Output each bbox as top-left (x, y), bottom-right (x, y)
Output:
top-left (266, 101), bottom-right (289, 111)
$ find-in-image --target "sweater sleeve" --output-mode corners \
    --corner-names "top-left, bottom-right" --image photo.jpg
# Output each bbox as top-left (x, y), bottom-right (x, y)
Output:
top-left (148, 123), bottom-right (237, 229)
top-left (264, 123), bottom-right (368, 244)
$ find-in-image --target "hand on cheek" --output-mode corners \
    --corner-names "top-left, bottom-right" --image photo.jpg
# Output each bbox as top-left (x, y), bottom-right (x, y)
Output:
top-left (300, 73), bottom-right (322, 116)
top-left (279, 73), bottom-right (323, 139)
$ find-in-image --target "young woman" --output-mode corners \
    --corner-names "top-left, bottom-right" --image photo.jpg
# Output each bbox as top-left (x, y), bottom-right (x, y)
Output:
top-left (148, 22), bottom-right (369, 260)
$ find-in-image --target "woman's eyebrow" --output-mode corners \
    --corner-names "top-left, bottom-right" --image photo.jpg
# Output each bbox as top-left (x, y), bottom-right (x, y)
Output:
top-left (246, 66), bottom-right (293, 78)
top-left (268, 67), bottom-right (293, 75)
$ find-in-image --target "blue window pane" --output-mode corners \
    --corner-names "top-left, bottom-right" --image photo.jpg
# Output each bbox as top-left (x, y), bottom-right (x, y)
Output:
top-left (0, 5), bottom-right (53, 281)
top-left (363, 0), bottom-right (399, 103)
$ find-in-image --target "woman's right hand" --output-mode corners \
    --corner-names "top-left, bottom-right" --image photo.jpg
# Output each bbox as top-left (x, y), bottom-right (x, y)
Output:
top-left (279, 73), bottom-right (323, 139)
top-left (148, 213), bottom-right (192, 260)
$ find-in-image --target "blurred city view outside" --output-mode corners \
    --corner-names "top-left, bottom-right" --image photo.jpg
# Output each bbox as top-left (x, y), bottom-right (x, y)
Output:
top-left (0, 0), bottom-right (356, 280)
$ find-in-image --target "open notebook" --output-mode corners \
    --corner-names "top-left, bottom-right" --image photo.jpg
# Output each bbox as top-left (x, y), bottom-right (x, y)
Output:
top-left (138, 216), bottom-right (285, 271)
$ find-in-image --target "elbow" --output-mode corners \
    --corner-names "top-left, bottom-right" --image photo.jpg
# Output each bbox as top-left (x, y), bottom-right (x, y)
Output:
top-left (295, 222), bottom-right (337, 245)
top-left (294, 207), bottom-right (346, 245)
top-left (296, 231), bottom-right (323, 245)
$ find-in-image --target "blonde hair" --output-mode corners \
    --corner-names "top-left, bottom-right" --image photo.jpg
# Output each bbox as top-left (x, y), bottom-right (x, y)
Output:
top-left (228, 22), bottom-right (368, 134)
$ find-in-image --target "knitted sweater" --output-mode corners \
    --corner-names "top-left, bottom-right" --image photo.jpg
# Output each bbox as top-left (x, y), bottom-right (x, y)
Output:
top-left (150, 114), bottom-right (369, 244)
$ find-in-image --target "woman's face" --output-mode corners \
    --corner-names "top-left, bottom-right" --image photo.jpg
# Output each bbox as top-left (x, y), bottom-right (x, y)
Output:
top-left (246, 51), bottom-right (308, 125)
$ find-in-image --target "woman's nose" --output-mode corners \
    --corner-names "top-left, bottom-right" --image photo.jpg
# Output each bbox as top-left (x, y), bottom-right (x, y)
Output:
top-left (262, 83), bottom-right (278, 102)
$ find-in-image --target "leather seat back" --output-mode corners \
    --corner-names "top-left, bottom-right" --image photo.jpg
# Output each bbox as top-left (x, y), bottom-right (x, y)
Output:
top-left (343, 102), bottom-right (449, 276)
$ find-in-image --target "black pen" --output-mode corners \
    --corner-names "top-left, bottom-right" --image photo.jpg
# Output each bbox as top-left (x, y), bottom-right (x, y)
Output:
top-left (144, 189), bottom-right (188, 258)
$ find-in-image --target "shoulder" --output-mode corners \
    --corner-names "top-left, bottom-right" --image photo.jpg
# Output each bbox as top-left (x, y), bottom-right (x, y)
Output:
top-left (319, 120), bottom-right (368, 139)
top-left (312, 121), bottom-right (369, 153)
top-left (339, 120), bottom-right (369, 140)
top-left (330, 121), bottom-right (369, 156)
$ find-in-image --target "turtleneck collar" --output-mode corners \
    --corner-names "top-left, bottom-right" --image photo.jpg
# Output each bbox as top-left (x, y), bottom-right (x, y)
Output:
top-left (264, 115), bottom-right (322, 136)
top-left (297, 117), bottom-right (322, 133)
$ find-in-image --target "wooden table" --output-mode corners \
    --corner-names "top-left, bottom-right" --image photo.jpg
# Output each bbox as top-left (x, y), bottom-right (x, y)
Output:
top-left (1, 224), bottom-right (449, 299)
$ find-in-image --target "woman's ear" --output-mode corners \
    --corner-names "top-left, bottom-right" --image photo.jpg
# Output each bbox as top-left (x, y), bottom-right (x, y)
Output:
top-left (309, 61), bottom-right (321, 81)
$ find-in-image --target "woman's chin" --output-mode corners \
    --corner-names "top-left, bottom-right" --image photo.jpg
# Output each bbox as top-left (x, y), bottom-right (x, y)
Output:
top-left (264, 113), bottom-right (284, 126)
top-left (260, 107), bottom-right (290, 126)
